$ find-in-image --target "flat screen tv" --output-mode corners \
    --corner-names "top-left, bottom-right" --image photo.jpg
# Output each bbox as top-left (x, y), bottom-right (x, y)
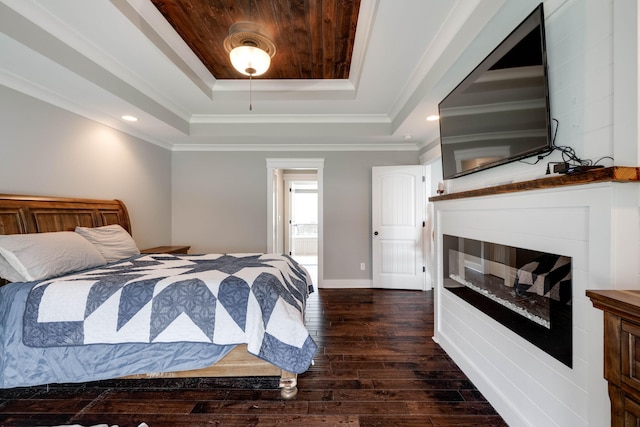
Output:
top-left (438, 4), bottom-right (552, 180)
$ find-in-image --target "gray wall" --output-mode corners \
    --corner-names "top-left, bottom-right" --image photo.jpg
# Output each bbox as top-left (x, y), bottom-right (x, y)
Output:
top-left (172, 150), bottom-right (419, 282)
top-left (1, 84), bottom-right (420, 283)
top-left (0, 85), bottom-right (172, 249)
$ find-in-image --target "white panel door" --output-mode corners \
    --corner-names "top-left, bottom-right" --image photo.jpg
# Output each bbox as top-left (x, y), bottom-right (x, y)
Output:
top-left (372, 166), bottom-right (424, 290)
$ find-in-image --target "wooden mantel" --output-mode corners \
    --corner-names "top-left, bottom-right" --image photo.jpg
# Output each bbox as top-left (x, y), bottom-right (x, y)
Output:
top-left (429, 166), bottom-right (640, 202)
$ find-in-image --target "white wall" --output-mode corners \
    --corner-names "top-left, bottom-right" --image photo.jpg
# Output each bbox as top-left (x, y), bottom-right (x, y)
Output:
top-left (0, 85), bottom-right (172, 249)
top-left (431, 0), bottom-right (640, 425)
top-left (437, 0), bottom-right (630, 196)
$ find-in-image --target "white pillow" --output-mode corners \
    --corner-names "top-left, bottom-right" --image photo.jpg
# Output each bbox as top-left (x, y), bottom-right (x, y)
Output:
top-left (0, 232), bottom-right (107, 282)
top-left (75, 224), bottom-right (140, 263)
top-left (0, 253), bottom-right (23, 283)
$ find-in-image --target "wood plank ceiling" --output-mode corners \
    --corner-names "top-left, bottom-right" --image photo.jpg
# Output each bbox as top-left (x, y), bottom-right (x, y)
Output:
top-left (150, 0), bottom-right (361, 80)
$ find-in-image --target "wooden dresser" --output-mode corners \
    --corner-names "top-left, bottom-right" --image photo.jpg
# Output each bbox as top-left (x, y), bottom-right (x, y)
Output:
top-left (587, 290), bottom-right (640, 426)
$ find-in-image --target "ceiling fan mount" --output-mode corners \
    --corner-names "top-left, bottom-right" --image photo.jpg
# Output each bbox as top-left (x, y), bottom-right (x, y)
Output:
top-left (223, 22), bottom-right (276, 58)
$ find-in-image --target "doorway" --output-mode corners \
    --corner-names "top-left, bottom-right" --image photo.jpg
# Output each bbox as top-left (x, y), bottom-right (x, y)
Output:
top-left (266, 158), bottom-right (324, 288)
top-left (285, 175), bottom-right (318, 285)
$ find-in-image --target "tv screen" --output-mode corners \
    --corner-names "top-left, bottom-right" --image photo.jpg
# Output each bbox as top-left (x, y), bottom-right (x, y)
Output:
top-left (438, 4), bottom-right (551, 180)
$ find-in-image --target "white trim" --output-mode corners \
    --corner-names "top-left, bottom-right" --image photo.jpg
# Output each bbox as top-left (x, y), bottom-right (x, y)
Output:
top-left (0, 0), bottom-right (191, 122)
top-left (173, 143), bottom-right (419, 152)
top-left (0, 68), bottom-right (175, 151)
top-left (345, 0), bottom-right (378, 94)
top-left (190, 113), bottom-right (389, 124)
top-left (266, 158), bottom-right (325, 170)
top-left (320, 280), bottom-right (372, 289)
top-left (389, 0), bottom-right (505, 129)
top-left (211, 79), bottom-right (356, 99)
top-left (419, 139), bottom-right (442, 164)
top-left (422, 164), bottom-right (433, 291)
top-left (284, 173), bottom-right (318, 258)
top-left (267, 158), bottom-right (324, 287)
top-left (115, 0), bottom-right (215, 99)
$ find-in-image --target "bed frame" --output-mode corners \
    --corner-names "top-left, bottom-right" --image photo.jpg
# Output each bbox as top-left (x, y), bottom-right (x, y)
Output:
top-left (0, 193), bottom-right (298, 399)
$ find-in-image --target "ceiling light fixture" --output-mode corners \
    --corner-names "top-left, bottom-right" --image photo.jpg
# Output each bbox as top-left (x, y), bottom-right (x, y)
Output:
top-left (225, 23), bottom-right (274, 77)
top-left (122, 115), bottom-right (138, 122)
top-left (223, 1), bottom-right (276, 110)
top-left (426, 115), bottom-right (440, 122)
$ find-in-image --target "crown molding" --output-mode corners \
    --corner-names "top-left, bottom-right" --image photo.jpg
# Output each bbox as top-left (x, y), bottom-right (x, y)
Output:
top-left (171, 142), bottom-right (419, 152)
top-left (211, 79), bottom-right (357, 100)
top-left (114, 0), bottom-right (215, 99)
top-left (389, 0), bottom-right (505, 133)
top-left (190, 113), bottom-right (390, 124)
top-left (119, 0), bottom-right (380, 103)
top-left (0, 67), bottom-right (175, 151)
top-left (347, 0), bottom-right (379, 94)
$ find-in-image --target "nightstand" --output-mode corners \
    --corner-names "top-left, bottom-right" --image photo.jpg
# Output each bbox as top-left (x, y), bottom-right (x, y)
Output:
top-left (140, 245), bottom-right (191, 255)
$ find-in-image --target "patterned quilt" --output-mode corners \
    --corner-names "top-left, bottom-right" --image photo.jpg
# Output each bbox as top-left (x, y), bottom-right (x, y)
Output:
top-left (23, 253), bottom-right (317, 374)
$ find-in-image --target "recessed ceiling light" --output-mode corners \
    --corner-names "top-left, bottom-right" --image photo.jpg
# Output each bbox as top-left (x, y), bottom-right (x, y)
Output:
top-left (122, 115), bottom-right (138, 122)
top-left (426, 115), bottom-right (439, 122)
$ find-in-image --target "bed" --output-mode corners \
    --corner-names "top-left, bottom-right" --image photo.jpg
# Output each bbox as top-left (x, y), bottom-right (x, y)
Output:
top-left (0, 194), bottom-right (316, 399)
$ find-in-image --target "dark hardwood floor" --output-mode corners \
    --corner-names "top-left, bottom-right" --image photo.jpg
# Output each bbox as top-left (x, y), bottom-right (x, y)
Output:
top-left (0, 289), bottom-right (507, 426)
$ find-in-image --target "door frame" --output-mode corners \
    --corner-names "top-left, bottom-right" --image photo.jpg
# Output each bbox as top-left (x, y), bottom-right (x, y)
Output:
top-left (266, 158), bottom-right (324, 286)
top-left (284, 173), bottom-right (318, 257)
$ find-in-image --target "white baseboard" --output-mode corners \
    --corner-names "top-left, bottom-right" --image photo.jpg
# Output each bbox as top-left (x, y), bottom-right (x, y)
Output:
top-left (318, 279), bottom-right (372, 289)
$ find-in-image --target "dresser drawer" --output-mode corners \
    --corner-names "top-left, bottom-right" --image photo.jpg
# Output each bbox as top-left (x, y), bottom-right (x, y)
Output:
top-left (622, 320), bottom-right (640, 395)
top-left (624, 395), bottom-right (640, 425)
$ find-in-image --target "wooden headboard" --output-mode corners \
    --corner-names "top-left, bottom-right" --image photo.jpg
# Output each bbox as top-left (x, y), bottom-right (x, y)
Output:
top-left (0, 194), bottom-right (131, 236)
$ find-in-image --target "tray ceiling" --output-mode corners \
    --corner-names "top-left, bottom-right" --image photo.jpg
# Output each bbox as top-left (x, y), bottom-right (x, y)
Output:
top-left (150, 0), bottom-right (360, 80)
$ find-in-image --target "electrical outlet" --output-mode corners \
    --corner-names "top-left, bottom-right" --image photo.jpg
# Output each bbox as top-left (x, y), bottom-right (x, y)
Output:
top-left (360, 263), bottom-right (365, 271)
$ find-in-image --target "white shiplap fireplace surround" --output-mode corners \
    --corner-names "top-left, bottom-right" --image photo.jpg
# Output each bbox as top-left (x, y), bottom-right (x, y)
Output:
top-left (431, 168), bottom-right (640, 426)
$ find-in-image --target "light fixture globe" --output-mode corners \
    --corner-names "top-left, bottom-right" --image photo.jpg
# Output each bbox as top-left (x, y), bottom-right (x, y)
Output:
top-left (229, 44), bottom-right (271, 76)
top-left (223, 21), bottom-right (276, 77)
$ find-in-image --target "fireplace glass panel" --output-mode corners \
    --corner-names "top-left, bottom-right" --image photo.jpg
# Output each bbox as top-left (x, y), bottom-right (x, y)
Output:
top-left (443, 235), bottom-right (572, 367)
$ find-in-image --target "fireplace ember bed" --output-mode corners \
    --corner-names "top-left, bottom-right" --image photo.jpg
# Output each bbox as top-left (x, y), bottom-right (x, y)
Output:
top-left (443, 235), bottom-right (572, 367)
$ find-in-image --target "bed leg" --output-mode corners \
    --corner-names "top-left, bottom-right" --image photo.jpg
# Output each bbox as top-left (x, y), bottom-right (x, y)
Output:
top-left (279, 370), bottom-right (298, 399)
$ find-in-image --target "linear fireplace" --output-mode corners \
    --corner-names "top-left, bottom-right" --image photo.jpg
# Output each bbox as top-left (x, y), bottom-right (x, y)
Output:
top-left (443, 235), bottom-right (572, 367)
